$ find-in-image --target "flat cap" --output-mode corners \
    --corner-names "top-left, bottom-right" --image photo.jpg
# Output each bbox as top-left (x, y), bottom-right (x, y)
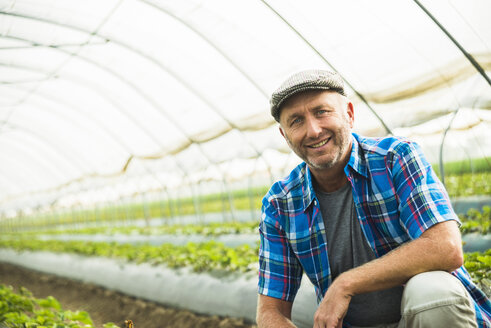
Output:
top-left (270, 69), bottom-right (346, 122)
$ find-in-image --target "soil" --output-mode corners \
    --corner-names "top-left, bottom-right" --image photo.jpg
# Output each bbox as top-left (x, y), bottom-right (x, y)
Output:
top-left (0, 262), bottom-right (257, 328)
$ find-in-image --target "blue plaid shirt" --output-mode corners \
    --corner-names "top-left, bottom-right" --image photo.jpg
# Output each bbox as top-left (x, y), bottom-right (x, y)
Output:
top-left (258, 133), bottom-right (491, 327)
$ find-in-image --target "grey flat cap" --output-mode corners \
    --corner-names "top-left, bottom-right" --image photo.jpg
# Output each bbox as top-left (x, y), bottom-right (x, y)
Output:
top-left (270, 69), bottom-right (346, 122)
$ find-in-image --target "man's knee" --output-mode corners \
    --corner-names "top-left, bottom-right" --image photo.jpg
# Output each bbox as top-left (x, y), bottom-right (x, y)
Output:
top-left (400, 271), bottom-right (477, 328)
top-left (403, 271), bottom-right (469, 307)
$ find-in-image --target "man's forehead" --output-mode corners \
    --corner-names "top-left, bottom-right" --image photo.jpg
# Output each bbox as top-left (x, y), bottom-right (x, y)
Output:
top-left (281, 90), bottom-right (343, 113)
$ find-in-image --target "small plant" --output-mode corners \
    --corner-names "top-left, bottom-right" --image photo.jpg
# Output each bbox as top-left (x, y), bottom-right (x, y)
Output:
top-left (0, 239), bottom-right (260, 274)
top-left (459, 206), bottom-right (490, 235)
top-left (464, 249), bottom-right (491, 296)
top-left (0, 284), bottom-right (119, 327)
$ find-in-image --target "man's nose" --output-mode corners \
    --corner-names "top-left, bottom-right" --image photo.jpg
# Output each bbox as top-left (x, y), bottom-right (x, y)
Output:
top-left (305, 117), bottom-right (322, 138)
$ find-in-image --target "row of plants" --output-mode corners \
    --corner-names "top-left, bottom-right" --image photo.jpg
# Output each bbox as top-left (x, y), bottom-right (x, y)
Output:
top-left (0, 186), bottom-right (268, 233)
top-left (3, 206), bottom-right (487, 238)
top-left (464, 249), bottom-right (491, 296)
top-left (444, 172), bottom-right (491, 198)
top-left (459, 206), bottom-right (490, 235)
top-left (0, 284), bottom-right (119, 328)
top-left (0, 252), bottom-right (487, 328)
top-left (432, 157), bottom-right (491, 177)
top-left (0, 254), bottom-right (487, 328)
top-left (3, 221), bottom-right (259, 238)
top-left (0, 239), bottom-right (488, 289)
top-left (2, 167), bottom-right (490, 232)
top-left (0, 239), bottom-right (258, 273)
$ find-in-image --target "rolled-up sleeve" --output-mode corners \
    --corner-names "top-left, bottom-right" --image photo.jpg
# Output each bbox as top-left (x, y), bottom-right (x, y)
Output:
top-left (258, 201), bottom-right (303, 302)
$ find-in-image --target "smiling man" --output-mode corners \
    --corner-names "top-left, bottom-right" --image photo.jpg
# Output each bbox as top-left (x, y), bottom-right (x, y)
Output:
top-left (256, 70), bottom-right (491, 328)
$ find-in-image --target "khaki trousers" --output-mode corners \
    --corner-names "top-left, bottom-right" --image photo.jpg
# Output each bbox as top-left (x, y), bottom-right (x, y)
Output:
top-left (351, 271), bottom-right (477, 328)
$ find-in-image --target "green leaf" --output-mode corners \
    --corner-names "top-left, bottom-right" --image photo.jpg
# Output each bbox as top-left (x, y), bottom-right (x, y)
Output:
top-left (38, 296), bottom-right (62, 311)
top-left (64, 311), bottom-right (94, 325)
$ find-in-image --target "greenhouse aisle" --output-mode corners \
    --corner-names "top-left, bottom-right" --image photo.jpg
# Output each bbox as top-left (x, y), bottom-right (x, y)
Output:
top-left (0, 262), bottom-right (256, 328)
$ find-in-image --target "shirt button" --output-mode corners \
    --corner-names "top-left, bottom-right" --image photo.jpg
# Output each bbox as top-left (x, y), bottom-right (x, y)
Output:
top-left (314, 200), bottom-right (317, 206)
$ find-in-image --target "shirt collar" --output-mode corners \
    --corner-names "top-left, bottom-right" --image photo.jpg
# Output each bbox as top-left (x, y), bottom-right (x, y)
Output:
top-left (302, 164), bottom-right (316, 210)
top-left (345, 133), bottom-right (368, 178)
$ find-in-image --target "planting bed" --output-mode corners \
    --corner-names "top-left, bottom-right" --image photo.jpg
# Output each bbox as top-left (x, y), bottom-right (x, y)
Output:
top-left (0, 249), bottom-right (318, 328)
top-left (1, 205), bottom-right (488, 327)
top-left (0, 262), bottom-right (255, 328)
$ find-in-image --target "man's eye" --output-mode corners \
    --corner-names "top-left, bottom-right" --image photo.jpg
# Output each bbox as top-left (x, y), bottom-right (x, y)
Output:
top-left (291, 118), bottom-right (302, 126)
top-left (317, 109), bottom-right (327, 115)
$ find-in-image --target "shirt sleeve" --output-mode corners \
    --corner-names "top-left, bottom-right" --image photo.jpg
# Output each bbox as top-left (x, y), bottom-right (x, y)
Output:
top-left (390, 140), bottom-right (460, 239)
top-left (258, 200), bottom-right (303, 302)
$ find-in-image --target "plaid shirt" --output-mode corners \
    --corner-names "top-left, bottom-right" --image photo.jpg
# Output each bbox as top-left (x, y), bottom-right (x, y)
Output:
top-left (258, 133), bottom-right (491, 327)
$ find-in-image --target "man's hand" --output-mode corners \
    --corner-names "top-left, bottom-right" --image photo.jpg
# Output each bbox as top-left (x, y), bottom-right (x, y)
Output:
top-left (313, 277), bottom-right (352, 328)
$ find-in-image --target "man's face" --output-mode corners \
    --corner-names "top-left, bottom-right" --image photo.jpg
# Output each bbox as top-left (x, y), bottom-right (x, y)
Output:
top-left (278, 90), bottom-right (354, 172)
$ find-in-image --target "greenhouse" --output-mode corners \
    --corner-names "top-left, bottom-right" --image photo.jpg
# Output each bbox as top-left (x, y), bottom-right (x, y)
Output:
top-left (0, 0), bottom-right (490, 327)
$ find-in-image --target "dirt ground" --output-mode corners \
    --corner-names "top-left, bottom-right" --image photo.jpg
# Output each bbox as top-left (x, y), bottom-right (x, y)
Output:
top-left (0, 262), bottom-right (257, 328)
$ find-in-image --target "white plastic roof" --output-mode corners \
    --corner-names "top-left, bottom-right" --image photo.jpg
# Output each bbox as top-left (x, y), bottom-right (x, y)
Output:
top-left (0, 0), bottom-right (490, 215)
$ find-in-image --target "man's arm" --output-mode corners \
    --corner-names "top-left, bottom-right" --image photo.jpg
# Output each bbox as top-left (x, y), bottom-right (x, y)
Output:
top-left (313, 219), bottom-right (463, 328)
top-left (257, 200), bottom-right (303, 327)
top-left (257, 294), bottom-right (297, 328)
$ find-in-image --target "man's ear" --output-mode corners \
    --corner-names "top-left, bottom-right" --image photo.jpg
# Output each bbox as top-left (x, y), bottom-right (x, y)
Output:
top-left (279, 126), bottom-right (286, 139)
top-left (347, 101), bottom-right (355, 128)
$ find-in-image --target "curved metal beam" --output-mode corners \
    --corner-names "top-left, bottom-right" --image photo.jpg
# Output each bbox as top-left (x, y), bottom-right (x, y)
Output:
top-left (0, 13), bottom-right (230, 194)
top-left (0, 81), bottom-right (217, 213)
top-left (2, 82), bottom-right (130, 156)
top-left (139, 0), bottom-right (269, 99)
top-left (0, 85), bottom-right (127, 172)
top-left (0, 12), bottom-right (270, 160)
top-left (1, 35), bottom-right (194, 180)
top-left (0, 62), bottom-right (171, 156)
top-left (0, 61), bottom-right (194, 202)
top-left (437, 95), bottom-right (486, 186)
top-left (139, 0), bottom-right (275, 179)
top-left (0, 14), bottom-right (217, 140)
top-left (0, 40), bottom-right (108, 50)
top-left (0, 0), bottom-right (123, 131)
top-left (413, 0), bottom-right (491, 87)
top-left (0, 15), bottom-right (274, 204)
top-left (0, 61), bottom-right (165, 160)
top-left (0, 121), bottom-right (89, 181)
top-left (0, 123), bottom-right (72, 181)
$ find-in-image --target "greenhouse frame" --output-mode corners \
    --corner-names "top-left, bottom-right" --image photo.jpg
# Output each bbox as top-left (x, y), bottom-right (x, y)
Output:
top-left (0, 0), bottom-right (489, 327)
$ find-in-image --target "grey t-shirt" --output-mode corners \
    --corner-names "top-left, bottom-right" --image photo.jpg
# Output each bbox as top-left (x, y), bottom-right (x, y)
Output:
top-left (315, 182), bottom-right (403, 326)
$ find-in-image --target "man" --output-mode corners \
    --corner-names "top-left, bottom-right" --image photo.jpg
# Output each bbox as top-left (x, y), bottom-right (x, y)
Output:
top-left (256, 69), bottom-right (491, 328)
